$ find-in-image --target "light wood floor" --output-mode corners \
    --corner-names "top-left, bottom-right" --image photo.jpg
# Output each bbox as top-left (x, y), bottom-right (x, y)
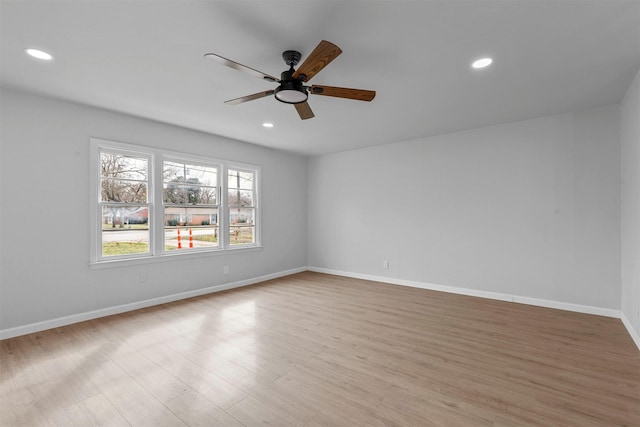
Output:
top-left (1, 272), bottom-right (639, 426)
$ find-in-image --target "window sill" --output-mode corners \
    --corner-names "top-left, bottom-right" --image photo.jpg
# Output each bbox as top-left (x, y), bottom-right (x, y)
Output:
top-left (89, 245), bottom-right (263, 270)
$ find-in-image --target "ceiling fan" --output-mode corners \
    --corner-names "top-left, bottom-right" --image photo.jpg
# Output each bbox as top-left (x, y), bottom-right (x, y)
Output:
top-left (204, 40), bottom-right (376, 120)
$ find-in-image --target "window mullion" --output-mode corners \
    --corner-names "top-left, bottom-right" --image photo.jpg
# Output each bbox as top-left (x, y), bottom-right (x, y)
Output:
top-left (152, 153), bottom-right (164, 255)
top-left (221, 165), bottom-right (229, 249)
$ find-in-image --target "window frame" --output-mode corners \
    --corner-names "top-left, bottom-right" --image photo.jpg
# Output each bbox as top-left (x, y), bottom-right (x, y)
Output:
top-left (227, 165), bottom-right (260, 248)
top-left (161, 155), bottom-right (222, 255)
top-left (90, 138), bottom-right (261, 268)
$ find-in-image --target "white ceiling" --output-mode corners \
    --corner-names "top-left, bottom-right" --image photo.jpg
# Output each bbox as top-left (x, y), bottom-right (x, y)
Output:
top-left (1, 1), bottom-right (639, 156)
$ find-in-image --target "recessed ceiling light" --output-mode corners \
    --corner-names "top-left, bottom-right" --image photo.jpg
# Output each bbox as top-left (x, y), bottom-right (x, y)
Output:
top-left (25, 48), bottom-right (53, 61)
top-left (471, 57), bottom-right (492, 69)
top-left (262, 122), bottom-right (274, 128)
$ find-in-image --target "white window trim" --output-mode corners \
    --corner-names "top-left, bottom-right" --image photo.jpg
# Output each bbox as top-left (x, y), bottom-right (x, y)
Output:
top-left (90, 138), bottom-right (261, 268)
top-left (226, 163), bottom-right (261, 250)
top-left (159, 155), bottom-right (222, 256)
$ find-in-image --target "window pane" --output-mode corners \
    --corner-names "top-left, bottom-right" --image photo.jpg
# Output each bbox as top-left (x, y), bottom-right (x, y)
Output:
top-left (163, 161), bottom-right (183, 181)
top-left (228, 189), bottom-right (254, 207)
top-left (198, 186), bottom-right (217, 205)
top-left (230, 207), bottom-right (254, 225)
top-left (164, 183), bottom-right (217, 205)
top-left (101, 153), bottom-right (148, 180)
top-left (102, 179), bottom-right (147, 203)
top-left (100, 152), bottom-right (148, 203)
top-left (164, 207), bottom-right (219, 250)
top-left (186, 164), bottom-right (217, 187)
top-left (228, 170), bottom-right (254, 190)
top-left (163, 182), bottom-right (187, 204)
top-left (100, 152), bottom-right (149, 181)
top-left (101, 206), bottom-right (149, 257)
top-left (163, 161), bottom-right (217, 186)
top-left (230, 225), bottom-right (255, 245)
top-left (164, 161), bottom-right (217, 205)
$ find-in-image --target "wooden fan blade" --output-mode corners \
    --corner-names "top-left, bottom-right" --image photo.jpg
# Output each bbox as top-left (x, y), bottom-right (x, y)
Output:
top-left (292, 40), bottom-right (342, 82)
top-left (204, 53), bottom-right (279, 82)
top-left (225, 90), bottom-right (275, 105)
top-left (294, 102), bottom-right (315, 120)
top-left (310, 85), bottom-right (376, 102)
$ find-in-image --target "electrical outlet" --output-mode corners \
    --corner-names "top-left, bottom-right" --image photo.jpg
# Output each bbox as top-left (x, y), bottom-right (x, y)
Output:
top-left (138, 272), bottom-right (147, 284)
top-left (383, 260), bottom-right (389, 269)
top-left (224, 265), bottom-right (229, 275)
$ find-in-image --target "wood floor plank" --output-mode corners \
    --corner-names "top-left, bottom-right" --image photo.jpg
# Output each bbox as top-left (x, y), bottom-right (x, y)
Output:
top-left (139, 342), bottom-right (247, 410)
top-left (165, 389), bottom-right (245, 427)
top-left (111, 351), bottom-right (192, 404)
top-left (55, 393), bottom-right (131, 427)
top-left (81, 358), bottom-right (186, 426)
top-left (1, 271), bottom-right (639, 426)
top-left (241, 379), bottom-right (319, 425)
top-left (227, 396), bottom-right (298, 426)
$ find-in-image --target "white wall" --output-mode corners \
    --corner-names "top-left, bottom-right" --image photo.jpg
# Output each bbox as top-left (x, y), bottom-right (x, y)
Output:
top-left (0, 88), bottom-right (308, 335)
top-left (308, 105), bottom-right (621, 311)
top-left (621, 67), bottom-right (640, 343)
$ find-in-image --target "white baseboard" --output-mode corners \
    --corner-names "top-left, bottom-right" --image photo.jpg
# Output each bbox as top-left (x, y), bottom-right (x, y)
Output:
top-left (0, 267), bottom-right (306, 340)
top-left (3, 266), bottom-right (634, 351)
top-left (621, 312), bottom-right (640, 351)
top-left (308, 267), bottom-right (622, 319)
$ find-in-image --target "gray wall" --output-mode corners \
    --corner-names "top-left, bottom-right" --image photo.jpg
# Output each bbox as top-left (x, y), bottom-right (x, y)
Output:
top-left (621, 67), bottom-right (640, 341)
top-left (0, 88), bottom-right (308, 333)
top-left (308, 105), bottom-right (621, 310)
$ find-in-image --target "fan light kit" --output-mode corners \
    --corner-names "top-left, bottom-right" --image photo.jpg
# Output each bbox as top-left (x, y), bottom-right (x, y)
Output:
top-left (204, 40), bottom-right (376, 120)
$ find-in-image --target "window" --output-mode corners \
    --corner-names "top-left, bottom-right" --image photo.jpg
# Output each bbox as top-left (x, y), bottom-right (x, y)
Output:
top-left (90, 138), bottom-right (260, 265)
top-left (228, 168), bottom-right (256, 246)
top-left (99, 149), bottom-right (151, 258)
top-left (163, 160), bottom-right (219, 251)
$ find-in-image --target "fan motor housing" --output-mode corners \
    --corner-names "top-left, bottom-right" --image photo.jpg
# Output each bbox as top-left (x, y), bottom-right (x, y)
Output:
top-left (282, 50), bottom-right (302, 67)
